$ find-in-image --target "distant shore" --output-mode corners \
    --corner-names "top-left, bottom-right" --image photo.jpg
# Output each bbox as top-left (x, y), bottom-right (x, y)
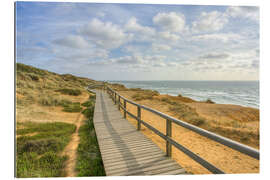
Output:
top-left (109, 80), bottom-right (259, 109)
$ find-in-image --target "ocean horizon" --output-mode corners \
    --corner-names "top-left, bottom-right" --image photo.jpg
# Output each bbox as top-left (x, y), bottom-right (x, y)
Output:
top-left (109, 80), bottom-right (259, 109)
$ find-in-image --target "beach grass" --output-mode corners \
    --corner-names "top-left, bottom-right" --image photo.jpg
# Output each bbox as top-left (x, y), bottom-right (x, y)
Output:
top-left (16, 122), bottom-right (76, 177)
top-left (75, 98), bottom-right (106, 176)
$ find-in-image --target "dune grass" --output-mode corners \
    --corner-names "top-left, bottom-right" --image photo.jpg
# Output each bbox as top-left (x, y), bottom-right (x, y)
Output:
top-left (62, 102), bottom-right (82, 112)
top-left (16, 63), bottom-right (96, 109)
top-left (16, 122), bottom-right (76, 177)
top-left (16, 63), bottom-right (106, 177)
top-left (56, 88), bottom-right (82, 96)
top-left (76, 97), bottom-right (106, 176)
top-left (131, 89), bottom-right (159, 101)
top-left (38, 96), bottom-right (72, 107)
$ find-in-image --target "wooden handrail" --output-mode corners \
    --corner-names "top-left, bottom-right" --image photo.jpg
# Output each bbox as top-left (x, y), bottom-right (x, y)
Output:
top-left (89, 84), bottom-right (260, 174)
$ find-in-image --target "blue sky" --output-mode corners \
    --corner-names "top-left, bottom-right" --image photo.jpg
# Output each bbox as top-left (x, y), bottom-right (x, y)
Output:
top-left (16, 2), bottom-right (259, 80)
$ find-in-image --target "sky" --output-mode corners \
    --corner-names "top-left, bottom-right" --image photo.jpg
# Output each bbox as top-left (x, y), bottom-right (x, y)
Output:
top-left (16, 2), bottom-right (260, 81)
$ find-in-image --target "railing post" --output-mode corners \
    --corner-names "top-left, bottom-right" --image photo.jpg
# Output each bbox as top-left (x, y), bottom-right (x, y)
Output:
top-left (118, 96), bottom-right (120, 110)
top-left (166, 119), bottom-right (172, 157)
top-left (124, 100), bottom-right (127, 119)
top-left (137, 106), bottom-right (141, 131)
top-left (114, 92), bottom-right (116, 104)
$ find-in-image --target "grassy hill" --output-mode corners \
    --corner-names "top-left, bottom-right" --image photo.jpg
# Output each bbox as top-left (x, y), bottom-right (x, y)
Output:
top-left (15, 63), bottom-right (105, 177)
top-left (16, 63), bottom-right (98, 108)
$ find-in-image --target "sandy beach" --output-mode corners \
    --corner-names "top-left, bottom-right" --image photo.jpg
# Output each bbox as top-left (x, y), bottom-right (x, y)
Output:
top-left (110, 84), bottom-right (259, 174)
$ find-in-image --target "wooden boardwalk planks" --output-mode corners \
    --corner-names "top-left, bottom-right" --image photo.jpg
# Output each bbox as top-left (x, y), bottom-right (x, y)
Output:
top-left (93, 90), bottom-right (186, 176)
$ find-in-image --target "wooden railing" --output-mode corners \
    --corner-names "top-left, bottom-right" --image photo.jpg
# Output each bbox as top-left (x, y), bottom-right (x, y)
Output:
top-left (89, 84), bottom-right (259, 174)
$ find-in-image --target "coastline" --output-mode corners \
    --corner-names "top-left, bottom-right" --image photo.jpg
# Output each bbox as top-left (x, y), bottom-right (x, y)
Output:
top-left (108, 82), bottom-right (259, 174)
top-left (109, 80), bottom-right (259, 109)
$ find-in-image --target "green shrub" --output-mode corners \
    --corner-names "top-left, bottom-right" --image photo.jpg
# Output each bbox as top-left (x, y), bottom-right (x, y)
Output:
top-left (16, 63), bottom-right (47, 76)
top-left (161, 97), bottom-right (177, 105)
top-left (82, 108), bottom-right (94, 119)
top-left (169, 103), bottom-right (206, 127)
top-left (132, 94), bottom-right (143, 101)
top-left (39, 96), bottom-right (72, 107)
top-left (17, 138), bottom-right (61, 155)
top-left (29, 74), bottom-right (39, 81)
top-left (81, 101), bottom-right (93, 107)
top-left (56, 88), bottom-right (82, 96)
top-left (89, 94), bottom-right (96, 101)
top-left (205, 98), bottom-right (215, 104)
top-left (62, 102), bottom-right (82, 112)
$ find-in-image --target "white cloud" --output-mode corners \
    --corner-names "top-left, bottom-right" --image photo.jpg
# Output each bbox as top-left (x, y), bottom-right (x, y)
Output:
top-left (229, 50), bottom-right (259, 61)
top-left (79, 18), bottom-right (132, 49)
top-left (192, 11), bottom-right (228, 33)
top-left (55, 48), bottom-right (109, 61)
top-left (89, 54), bottom-right (174, 70)
top-left (199, 52), bottom-right (230, 60)
top-left (226, 6), bottom-right (259, 21)
top-left (158, 31), bottom-right (180, 41)
top-left (113, 55), bottom-right (144, 64)
top-left (153, 12), bottom-right (185, 32)
top-left (167, 62), bottom-right (179, 67)
top-left (192, 33), bottom-right (242, 43)
top-left (152, 43), bottom-right (171, 51)
top-left (125, 17), bottom-right (155, 36)
top-left (53, 35), bottom-right (90, 49)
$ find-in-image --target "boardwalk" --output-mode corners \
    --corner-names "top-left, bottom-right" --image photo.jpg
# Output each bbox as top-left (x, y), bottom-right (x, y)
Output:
top-left (93, 90), bottom-right (186, 176)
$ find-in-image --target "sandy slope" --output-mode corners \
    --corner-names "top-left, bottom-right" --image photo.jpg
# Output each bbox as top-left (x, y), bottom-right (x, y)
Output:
top-left (117, 90), bottom-right (259, 174)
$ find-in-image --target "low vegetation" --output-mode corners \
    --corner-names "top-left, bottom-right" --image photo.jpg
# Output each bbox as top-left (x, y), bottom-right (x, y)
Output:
top-left (16, 63), bottom-right (105, 177)
top-left (131, 89), bottom-right (159, 101)
top-left (168, 101), bottom-right (206, 126)
top-left (205, 98), bottom-right (215, 104)
top-left (56, 88), bottom-right (82, 96)
top-left (16, 63), bottom-right (96, 108)
top-left (76, 97), bottom-right (106, 176)
top-left (16, 122), bottom-right (76, 177)
top-left (62, 102), bottom-right (82, 113)
top-left (110, 83), bottom-right (127, 91)
top-left (38, 96), bottom-right (72, 107)
top-left (81, 94), bottom-right (96, 107)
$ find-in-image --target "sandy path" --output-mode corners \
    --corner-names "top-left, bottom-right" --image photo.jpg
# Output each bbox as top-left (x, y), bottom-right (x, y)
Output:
top-left (61, 98), bottom-right (88, 177)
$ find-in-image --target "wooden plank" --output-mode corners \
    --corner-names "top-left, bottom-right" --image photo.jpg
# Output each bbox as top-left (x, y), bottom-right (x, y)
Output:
top-left (108, 161), bottom-right (181, 176)
top-left (153, 168), bottom-right (186, 175)
top-left (93, 90), bottom-right (186, 176)
top-left (103, 153), bottom-right (166, 166)
top-left (106, 158), bottom-right (177, 173)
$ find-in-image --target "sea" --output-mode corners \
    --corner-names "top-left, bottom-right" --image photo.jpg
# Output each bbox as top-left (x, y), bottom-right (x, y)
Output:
top-left (109, 81), bottom-right (259, 109)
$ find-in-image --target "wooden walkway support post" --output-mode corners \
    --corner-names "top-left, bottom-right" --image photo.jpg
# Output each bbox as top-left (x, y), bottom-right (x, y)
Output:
top-left (124, 100), bottom-right (127, 119)
top-left (137, 106), bottom-right (141, 131)
top-left (118, 96), bottom-right (120, 110)
top-left (166, 119), bottom-right (172, 157)
top-left (114, 92), bottom-right (116, 104)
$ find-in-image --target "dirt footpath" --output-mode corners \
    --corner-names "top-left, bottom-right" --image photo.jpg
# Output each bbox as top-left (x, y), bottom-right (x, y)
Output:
top-left (61, 93), bottom-right (89, 177)
top-left (62, 110), bottom-right (86, 177)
